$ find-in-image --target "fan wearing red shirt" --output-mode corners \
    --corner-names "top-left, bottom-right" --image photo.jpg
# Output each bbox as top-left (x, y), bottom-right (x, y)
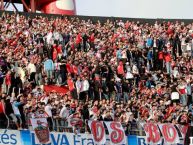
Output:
top-left (67, 75), bottom-right (77, 99)
top-left (0, 99), bottom-right (5, 114)
top-left (117, 61), bottom-right (125, 77)
top-left (0, 98), bottom-right (6, 127)
top-left (158, 50), bottom-right (164, 70)
top-left (57, 44), bottom-right (63, 59)
top-left (125, 21), bottom-right (130, 29)
top-left (66, 61), bottom-right (74, 74)
top-left (164, 51), bottom-right (172, 75)
top-left (89, 32), bottom-right (95, 49)
top-left (76, 33), bottom-right (82, 51)
top-left (5, 71), bottom-right (11, 94)
top-left (72, 65), bottom-right (78, 75)
top-left (52, 48), bottom-right (58, 61)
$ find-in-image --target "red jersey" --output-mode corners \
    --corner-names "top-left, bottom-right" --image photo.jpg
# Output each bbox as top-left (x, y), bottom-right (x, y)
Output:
top-left (5, 74), bottom-right (11, 86)
top-left (89, 33), bottom-right (95, 42)
top-left (57, 45), bottom-right (62, 54)
top-left (0, 102), bottom-right (5, 113)
top-left (125, 22), bottom-right (130, 29)
top-left (117, 62), bottom-right (124, 75)
top-left (67, 79), bottom-right (75, 91)
top-left (76, 34), bottom-right (82, 44)
top-left (52, 49), bottom-right (58, 61)
top-left (158, 51), bottom-right (163, 60)
top-left (164, 53), bottom-right (171, 62)
top-left (73, 65), bottom-right (78, 75)
top-left (66, 63), bottom-right (73, 74)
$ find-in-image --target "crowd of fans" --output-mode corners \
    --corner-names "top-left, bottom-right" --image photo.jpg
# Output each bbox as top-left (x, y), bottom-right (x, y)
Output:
top-left (0, 12), bottom-right (193, 131)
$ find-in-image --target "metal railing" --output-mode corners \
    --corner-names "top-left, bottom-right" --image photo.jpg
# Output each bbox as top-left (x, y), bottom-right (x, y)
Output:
top-left (0, 116), bottom-right (146, 135)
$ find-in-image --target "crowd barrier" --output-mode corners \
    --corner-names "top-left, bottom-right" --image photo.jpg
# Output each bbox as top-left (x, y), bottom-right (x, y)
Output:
top-left (0, 129), bottom-right (186, 145)
top-left (0, 118), bottom-right (145, 136)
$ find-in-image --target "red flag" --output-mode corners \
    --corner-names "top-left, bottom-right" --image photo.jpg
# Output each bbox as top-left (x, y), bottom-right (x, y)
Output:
top-left (164, 106), bottom-right (175, 119)
top-left (0, 101), bottom-right (5, 114)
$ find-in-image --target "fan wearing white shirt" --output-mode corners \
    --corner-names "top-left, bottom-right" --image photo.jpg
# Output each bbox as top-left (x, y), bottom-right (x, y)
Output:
top-left (54, 60), bottom-right (61, 85)
top-left (59, 104), bottom-right (70, 119)
top-left (46, 31), bottom-right (53, 45)
top-left (44, 101), bottom-right (53, 130)
top-left (125, 62), bottom-right (133, 80)
top-left (12, 98), bottom-right (23, 128)
top-left (45, 103), bottom-right (52, 117)
top-left (27, 60), bottom-right (36, 84)
top-left (79, 76), bottom-right (89, 101)
top-left (75, 76), bottom-right (82, 99)
top-left (27, 60), bottom-right (36, 74)
top-left (173, 67), bottom-right (180, 78)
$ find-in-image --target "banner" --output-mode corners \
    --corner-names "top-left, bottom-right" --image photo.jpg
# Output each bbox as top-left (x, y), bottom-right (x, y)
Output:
top-left (141, 123), bottom-right (188, 145)
top-left (0, 129), bottom-right (21, 145)
top-left (0, 129), bottom-right (187, 145)
top-left (26, 131), bottom-right (187, 145)
top-left (88, 120), bottom-right (106, 145)
top-left (141, 123), bottom-right (162, 144)
top-left (158, 124), bottom-right (180, 144)
top-left (30, 131), bottom-right (113, 145)
top-left (67, 113), bottom-right (83, 128)
top-left (30, 118), bottom-right (50, 144)
top-left (104, 121), bottom-right (126, 145)
top-left (137, 136), bottom-right (185, 145)
top-left (33, 110), bottom-right (49, 118)
top-left (176, 124), bottom-right (188, 138)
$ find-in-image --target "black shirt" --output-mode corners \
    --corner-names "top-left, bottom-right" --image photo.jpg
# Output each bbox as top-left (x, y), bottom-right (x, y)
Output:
top-left (4, 99), bottom-right (14, 115)
top-left (36, 64), bottom-right (42, 74)
top-left (107, 81), bottom-right (115, 92)
top-left (122, 82), bottom-right (130, 92)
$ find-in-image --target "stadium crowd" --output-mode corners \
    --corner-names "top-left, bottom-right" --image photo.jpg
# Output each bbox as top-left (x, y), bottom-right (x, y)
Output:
top-left (0, 12), bottom-right (193, 131)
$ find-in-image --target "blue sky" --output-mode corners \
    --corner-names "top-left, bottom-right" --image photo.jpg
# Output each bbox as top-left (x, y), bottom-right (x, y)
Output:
top-left (7, 0), bottom-right (193, 19)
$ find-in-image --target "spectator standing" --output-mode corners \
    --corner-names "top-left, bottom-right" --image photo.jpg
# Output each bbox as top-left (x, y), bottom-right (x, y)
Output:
top-left (80, 76), bottom-right (89, 101)
top-left (43, 57), bottom-right (54, 84)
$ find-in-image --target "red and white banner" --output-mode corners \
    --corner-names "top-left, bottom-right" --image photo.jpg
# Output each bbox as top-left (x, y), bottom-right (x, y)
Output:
top-left (88, 120), bottom-right (106, 145)
top-left (159, 124), bottom-right (180, 144)
top-left (67, 113), bottom-right (83, 128)
top-left (30, 118), bottom-right (50, 144)
top-left (104, 121), bottom-right (126, 145)
top-left (176, 124), bottom-right (188, 138)
top-left (141, 123), bottom-right (188, 145)
top-left (88, 121), bottom-right (126, 145)
top-left (33, 109), bottom-right (49, 118)
top-left (141, 123), bottom-right (162, 144)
